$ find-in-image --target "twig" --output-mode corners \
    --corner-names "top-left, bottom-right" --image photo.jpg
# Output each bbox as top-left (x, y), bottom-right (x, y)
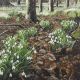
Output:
top-left (0, 24), bottom-right (24, 28)
top-left (0, 30), bottom-right (8, 36)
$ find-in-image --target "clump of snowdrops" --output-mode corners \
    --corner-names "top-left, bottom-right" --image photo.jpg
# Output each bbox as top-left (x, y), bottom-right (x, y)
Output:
top-left (48, 29), bottom-right (75, 51)
top-left (0, 30), bottom-right (33, 79)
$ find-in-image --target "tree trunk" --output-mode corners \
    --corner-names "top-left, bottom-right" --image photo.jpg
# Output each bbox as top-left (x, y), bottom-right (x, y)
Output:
top-left (56, 0), bottom-right (58, 7)
top-left (17, 0), bottom-right (21, 5)
top-left (49, 0), bottom-right (54, 12)
top-left (75, 0), bottom-right (78, 5)
top-left (0, 0), bottom-right (11, 6)
top-left (26, 0), bottom-right (37, 23)
top-left (66, 0), bottom-right (69, 7)
top-left (39, 0), bottom-right (43, 12)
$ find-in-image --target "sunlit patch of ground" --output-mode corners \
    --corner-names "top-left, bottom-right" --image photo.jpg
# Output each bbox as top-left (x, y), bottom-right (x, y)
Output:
top-left (0, 12), bottom-right (8, 18)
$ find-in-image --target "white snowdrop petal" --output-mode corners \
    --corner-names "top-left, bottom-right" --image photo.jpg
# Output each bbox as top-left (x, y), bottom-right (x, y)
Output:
top-left (17, 56), bottom-right (19, 59)
top-left (27, 57), bottom-right (32, 60)
top-left (9, 73), bottom-right (12, 77)
top-left (34, 50), bottom-right (37, 53)
top-left (22, 72), bottom-right (26, 76)
top-left (12, 65), bottom-right (16, 70)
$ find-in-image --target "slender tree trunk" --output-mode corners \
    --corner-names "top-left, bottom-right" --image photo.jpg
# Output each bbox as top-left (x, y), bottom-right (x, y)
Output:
top-left (39, 0), bottom-right (43, 12)
top-left (49, 0), bottom-right (54, 12)
top-left (75, 0), bottom-right (78, 5)
top-left (17, 0), bottom-right (21, 5)
top-left (26, 0), bottom-right (37, 22)
top-left (66, 0), bottom-right (69, 7)
top-left (56, 0), bottom-right (58, 7)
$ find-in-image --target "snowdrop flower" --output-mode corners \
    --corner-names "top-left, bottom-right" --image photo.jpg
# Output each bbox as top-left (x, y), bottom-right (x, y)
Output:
top-left (0, 71), bottom-right (3, 75)
top-left (2, 40), bottom-right (5, 43)
top-left (54, 39), bottom-right (56, 42)
top-left (61, 32), bottom-right (64, 35)
top-left (3, 54), bottom-right (7, 59)
top-left (16, 60), bottom-right (19, 63)
top-left (6, 49), bottom-right (9, 52)
top-left (69, 41), bottom-right (72, 44)
top-left (0, 60), bottom-right (2, 64)
top-left (25, 74), bottom-right (27, 78)
top-left (10, 51), bottom-right (11, 53)
top-left (5, 41), bottom-right (8, 45)
top-left (14, 42), bottom-right (17, 45)
top-left (75, 22), bottom-right (77, 25)
top-left (2, 49), bottom-right (5, 53)
top-left (12, 65), bottom-right (16, 70)
top-left (12, 44), bottom-right (15, 48)
top-left (67, 39), bottom-right (69, 42)
top-left (48, 35), bottom-right (51, 38)
top-left (59, 41), bottom-right (62, 44)
top-left (34, 50), bottom-right (37, 53)
top-left (51, 38), bottom-right (53, 42)
top-left (66, 35), bottom-right (69, 38)
top-left (32, 47), bottom-right (35, 50)
top-left (18, 43), bottom-right (23, 48)
top-left (48, 33), bottom-right (53, 38)
top-left (21, 72), bottom-right (26, 77)
top-left (48, 40), bottom-right (54, 44)
top-left (57, 41), bottom-right (60, 43)
top-left (17, 56), bottom-right (19, 59)
top-left (11, 60), bottom-right (13, 63)
top-left (8, 43), bottom-right (10, 47)
top-left (52, 36), bottom-right (55, 39)
top-left (32, 46), bottom-right (37, 53)
top-left (0, 50), bottom-right (5, 54)
top-left (14, 53), bottom-right (17, 56)
top-left (27, 57), bottom-right (32, 60)
top-left (58, 29), bottom-right (61, 32)
top-left (68, 36), bottom-right (72, 39)
top-left (55, 37), bottom-right (57, 40)
top-left (59, 38), bottom-right (62, 40)
top-left (7, 50), bottom-right (11, 54)
top-left (9, 73), bottom-right (12, 77)
top-left (53, 32), bottom-right (56, 34)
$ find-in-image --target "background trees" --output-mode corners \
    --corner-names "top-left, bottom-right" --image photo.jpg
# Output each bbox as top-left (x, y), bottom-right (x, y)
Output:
top-left (0, 0), bottom-right (79, 22)
top-left (0, 0), bottom-right (11, 6)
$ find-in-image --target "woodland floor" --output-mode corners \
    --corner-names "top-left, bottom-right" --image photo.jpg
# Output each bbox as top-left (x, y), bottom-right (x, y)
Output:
top-left (0, 13), bottom-right (80, 80)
